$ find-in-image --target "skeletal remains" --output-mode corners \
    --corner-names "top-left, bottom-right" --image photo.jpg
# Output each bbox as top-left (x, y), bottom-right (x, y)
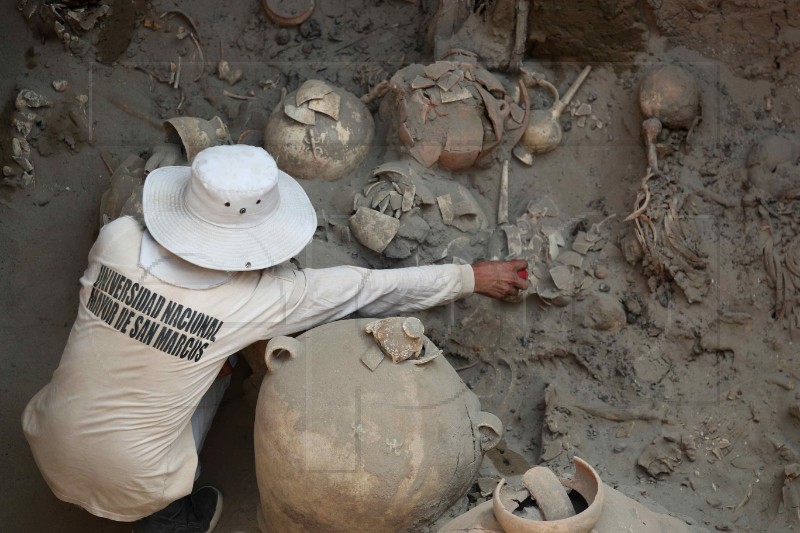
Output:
top-left (624, 65), bottom-right (709, 303)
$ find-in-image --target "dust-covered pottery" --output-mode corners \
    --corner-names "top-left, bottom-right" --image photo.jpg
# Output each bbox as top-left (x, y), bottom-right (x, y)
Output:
top-left (254, 317), bottom-right (503, 532)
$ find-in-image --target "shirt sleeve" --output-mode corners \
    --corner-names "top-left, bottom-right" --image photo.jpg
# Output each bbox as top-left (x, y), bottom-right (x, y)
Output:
top-left (264, 263), bottom-right (474, 337)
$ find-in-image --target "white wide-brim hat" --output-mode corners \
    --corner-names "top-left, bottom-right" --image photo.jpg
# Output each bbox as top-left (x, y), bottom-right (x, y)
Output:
top-left (143, 144), bottom-right (317, 271)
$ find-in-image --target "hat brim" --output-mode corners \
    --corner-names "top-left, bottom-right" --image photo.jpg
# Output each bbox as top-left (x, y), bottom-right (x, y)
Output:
top-left (143, 166), bottom-right (317, 271)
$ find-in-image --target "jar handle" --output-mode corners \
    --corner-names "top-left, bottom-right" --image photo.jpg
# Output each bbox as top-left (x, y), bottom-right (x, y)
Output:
top-left (476, 411), bottom-right (503, 453)
top-left (265, 336), bottom-right (300, 373)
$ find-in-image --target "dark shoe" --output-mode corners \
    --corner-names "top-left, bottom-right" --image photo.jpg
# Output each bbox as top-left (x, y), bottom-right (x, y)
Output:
top-left (133, 486), bottom-right (223, 533)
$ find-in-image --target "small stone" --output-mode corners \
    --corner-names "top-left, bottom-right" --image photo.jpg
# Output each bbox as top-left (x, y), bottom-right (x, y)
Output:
top-left (15, 89), bottom-right (50, 110)
top-left (276, 29), bottom-right (291, 45)
top-left (581, 293), bottom-right (626, 331)
top-left (52, 80), bottom-right (69, 92)
top-left (574, 103), bottom-right (592, 117)
top-left (3, 166), bottom-right (16, 177)
top-left (594, 267), bottom-right (608, 279)
top-left (12, 137), bottom-right (31, 157)
top-left (598, 283), bottom-right (610, 293)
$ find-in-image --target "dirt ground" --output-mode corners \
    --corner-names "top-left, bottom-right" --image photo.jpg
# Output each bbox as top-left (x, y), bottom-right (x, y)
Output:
top-left (2, 0), bottom-right (800, 532)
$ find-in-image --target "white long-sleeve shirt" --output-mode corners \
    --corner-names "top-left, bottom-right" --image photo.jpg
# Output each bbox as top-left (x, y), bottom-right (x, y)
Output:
top-left (22, 216), bottom-right (474, 521)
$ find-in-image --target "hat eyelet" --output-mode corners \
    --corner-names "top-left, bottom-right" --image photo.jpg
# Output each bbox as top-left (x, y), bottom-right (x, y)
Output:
top-left (256, 199), bottom-right (261, 204)
top-left (224, 202), bottom-right (230, 207)
top-left (245, 261), bottom-right (252, 268)
top-left (239, 208), bottom-right (246, 214)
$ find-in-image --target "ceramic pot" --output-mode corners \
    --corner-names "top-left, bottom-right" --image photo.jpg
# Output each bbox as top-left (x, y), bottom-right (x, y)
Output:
top-left (255, 318), bottom-right (503, 532)
top-left (263, 80), bottom-right (374, 180)
top-left (438, 457), bottom-right (701, 533)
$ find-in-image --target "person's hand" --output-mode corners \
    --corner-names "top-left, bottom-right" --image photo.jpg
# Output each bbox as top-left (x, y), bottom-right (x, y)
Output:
top-left (144, 143), bottom-right (184, 174)
top-left (472, 259), bottom-right (529, 300)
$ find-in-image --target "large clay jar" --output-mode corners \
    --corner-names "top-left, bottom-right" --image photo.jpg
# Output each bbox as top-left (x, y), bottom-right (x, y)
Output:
top-left (438, 457), bottom-right (702, 533)
top-left (264, 79), bottom-right (374, 180)
top-left (379, 51), bottom-right (528, 172)
top-left (255, 318), bottom-right (503, 533)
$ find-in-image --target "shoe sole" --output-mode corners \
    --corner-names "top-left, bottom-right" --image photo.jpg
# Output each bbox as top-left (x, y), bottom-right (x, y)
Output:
top-left (207, 488), bottom-right (223, 533)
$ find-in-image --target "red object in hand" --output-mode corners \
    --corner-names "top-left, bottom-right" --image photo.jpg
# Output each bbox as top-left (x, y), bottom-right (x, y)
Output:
top-left (517, 269), bottom-right (528, 280)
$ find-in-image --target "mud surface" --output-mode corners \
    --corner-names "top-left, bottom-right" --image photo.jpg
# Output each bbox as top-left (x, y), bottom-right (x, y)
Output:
top-left (2, 1), bottom-right (800, 532)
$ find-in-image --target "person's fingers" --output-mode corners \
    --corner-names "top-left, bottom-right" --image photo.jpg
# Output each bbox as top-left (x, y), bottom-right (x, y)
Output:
top-left (509, 259), bottom-right (529, 271)
top-left (512, 276), bottom-right (529, 290)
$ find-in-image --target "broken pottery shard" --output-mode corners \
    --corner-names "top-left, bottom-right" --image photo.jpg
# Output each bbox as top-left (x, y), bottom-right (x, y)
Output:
top-left (284, 103), bottom-right (316, 125)
top-left (557, 250), bottom-right (584, 268)
top-left (397, 121), bottom-right (415, 146)
top-left (512, 145), bottom-right (533, 165)
top-left (363, 178), bottom-right (386, 197)
top-left (437, 194), bottom-right (454, 224)
top-left (527, 196), bottom-right (560, 219)
top-left (15, 89), bottom-right (50, 110)
top-left (365, 317), bottom-right (424, 364)
top-left (423, 61), bottom-right (455, 80)
top-left (509, 101), bottom-right (525, 124)
top-left (547, 230), bottom-right (566, 260)
top-left (409, 140), bottom-right (442, 168)
top-left (502, 225), bottom-right (523, 257)
top-left (549, 265), bottom-right (573, 291)
top-left (440, 109), bottom-right (483, 170)
top-left (349, 207), bottom-right (400, 254)
top-left (411, 75), bottom-right (435, 90)
top-left (638, 435), bottom-right (683, 478)
top-left (440, 85), bottom-right (472, 103)
top-left (372, 160), bottom-right (410, 180)
top-left (295, 80), bottom-right (333, 106)
top-left (474, 67), bottom-right (505, 94)
top-left (437, 70), bottom-right (463, 92)
top-left (477, 85), bottom-right (503, 142)
top-left (572, 231), bottom-right (593, 255)
top-left (401, 183), bottom-right (415, 211)
top-left (360, 349), bottom-right (385, 372)
top-left (447, 187), bottom-right (487, 233)
top-left (388, 191), bottom-right (403, 211)
top-left (438, 236), bottom-right (470, 260)
top-left (370, 190), bottom-right (391, 209)
top-left (522, 466), bottom-right (576, 520)
top-left (307, 91), bottom-right (341, 121)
